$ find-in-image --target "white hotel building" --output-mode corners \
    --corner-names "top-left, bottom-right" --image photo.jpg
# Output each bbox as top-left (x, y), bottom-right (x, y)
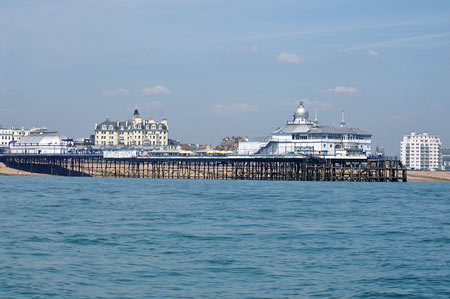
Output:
top-left (238, 101), bottom-right (372, 157)
top-left (400, 132), bottom-right (442, 171)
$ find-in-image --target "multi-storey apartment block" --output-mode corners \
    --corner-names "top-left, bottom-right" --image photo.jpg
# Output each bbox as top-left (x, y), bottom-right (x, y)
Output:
top-left (400, 132), bottom-right (442, 171)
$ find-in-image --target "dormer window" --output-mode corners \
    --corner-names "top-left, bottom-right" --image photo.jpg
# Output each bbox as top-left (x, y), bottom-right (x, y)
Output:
top-left (151, 125), bottom-right (156, 129)
top-left (102, 125), bottom-right (106, 130)
top-left (146, 125), bottom-right (149, 129)
top-left (109, 125), bottom-right (113, 130)
top-left (121, 126), bottom-right (124, 130)
top-left (158, 125), bottom-right (162, 129)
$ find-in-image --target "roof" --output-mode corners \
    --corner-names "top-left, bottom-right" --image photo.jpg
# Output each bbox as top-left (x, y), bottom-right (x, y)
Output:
top-left (96, 119), bottom-right (168, 131)
top-left (273, 123), bottom-right (371, 136)
top-left (14, 132), bottom-right (67, 145)
top-left (272, 123), bottom-right (311, 134)
top-left (309, 125), bottom-right (371, 136)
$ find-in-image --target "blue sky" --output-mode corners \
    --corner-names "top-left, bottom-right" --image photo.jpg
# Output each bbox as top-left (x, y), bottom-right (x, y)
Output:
top-left (1, 0), bottom-right (449, 153)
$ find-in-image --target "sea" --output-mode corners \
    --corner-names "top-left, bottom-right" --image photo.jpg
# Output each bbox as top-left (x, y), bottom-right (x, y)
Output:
top-left (1, 176), bottom-right (449, 298)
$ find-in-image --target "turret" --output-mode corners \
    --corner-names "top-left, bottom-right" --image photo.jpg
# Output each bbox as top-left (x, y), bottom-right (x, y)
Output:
top-left (161, 118), bottom-right (168, 128)
top-left (340, 110), bottom-right (346, 127)
top-left (313, 110), bottom-right (319, 127)
top-left (133, 109), bottom-right (140, 119)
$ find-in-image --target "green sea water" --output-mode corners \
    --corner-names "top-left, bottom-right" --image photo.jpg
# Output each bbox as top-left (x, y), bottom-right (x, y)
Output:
top-left (1, 177), bottom-right (449, 298)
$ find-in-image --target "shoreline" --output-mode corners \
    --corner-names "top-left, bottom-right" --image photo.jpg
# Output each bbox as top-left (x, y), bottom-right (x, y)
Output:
top-left (0, 162), bottom-right (53, 176)
top-left (407, 171), bottom-right (450, 182)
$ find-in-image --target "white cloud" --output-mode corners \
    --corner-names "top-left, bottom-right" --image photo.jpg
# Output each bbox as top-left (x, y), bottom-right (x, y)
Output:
top-left (235, 45), bottom-right (260, 52)
top-left (368, 50), bottom-right (380, 58)
top-left (276, 52), bottom-right (304, 64)
top-left (101, 88), bottom-right (130, 97)
top-left (328, 86), bottom-right (360, 95)
top-left (142, 85), bottom-right (171, 95)
top-left (212, 103), bottom-right (259, 113)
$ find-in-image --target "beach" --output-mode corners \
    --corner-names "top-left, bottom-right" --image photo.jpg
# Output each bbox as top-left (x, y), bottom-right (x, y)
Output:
top-left (0, 162), bottom-right (51, 176)
top-left (407, 170), bottom-right (450, 182)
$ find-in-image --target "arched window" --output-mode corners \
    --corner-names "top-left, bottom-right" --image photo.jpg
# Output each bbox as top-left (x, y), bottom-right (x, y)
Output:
top-left (102, 125), bottom-right (106, 130)
top-left (109, 125), bottom-right (113, 130)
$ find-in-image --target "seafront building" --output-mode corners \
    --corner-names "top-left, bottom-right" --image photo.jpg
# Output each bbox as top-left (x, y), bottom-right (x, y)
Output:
top-left (94, 109), bottom-right (168, 147)
top-left (400, 132), bottom-right (442, 171)
top-left (11, 127), bottom-right (47, 142)
top-left (238, 101), bottom-right (372, 157)
top-left (1, 126), bottom-right (46, 144)
top-left (1, 126), bottom-right (47, 152)
top-left (0, 127), bottom-right (13, 148)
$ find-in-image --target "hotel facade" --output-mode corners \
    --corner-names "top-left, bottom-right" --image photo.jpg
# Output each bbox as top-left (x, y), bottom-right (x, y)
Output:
top-left (95, 109), bottom-right (168, 147)
top-left (400, 132), bottom-right (442, 171)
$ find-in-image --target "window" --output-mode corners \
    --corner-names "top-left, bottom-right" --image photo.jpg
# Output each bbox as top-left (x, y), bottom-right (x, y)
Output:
top-left (292, 134), bottom-right (308, 140)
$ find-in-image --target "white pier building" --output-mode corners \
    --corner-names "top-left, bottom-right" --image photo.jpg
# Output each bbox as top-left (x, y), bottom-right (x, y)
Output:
top-left (10, 131), bottom-right (72, 155)
top-left (238, 101), bottom-right (372, 157)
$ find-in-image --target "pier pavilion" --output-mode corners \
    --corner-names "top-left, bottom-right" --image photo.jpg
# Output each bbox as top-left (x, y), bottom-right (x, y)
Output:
top-left (238, 101), bottom-right (372, 157)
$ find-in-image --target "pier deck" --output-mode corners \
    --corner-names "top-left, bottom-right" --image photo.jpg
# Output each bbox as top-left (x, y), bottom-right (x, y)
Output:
top-left (0, 154), bottom-right (407, 182)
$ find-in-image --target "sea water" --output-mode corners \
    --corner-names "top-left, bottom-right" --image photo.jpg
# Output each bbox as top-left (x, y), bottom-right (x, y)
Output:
top-left (1, 176), bottom-right (449, 298)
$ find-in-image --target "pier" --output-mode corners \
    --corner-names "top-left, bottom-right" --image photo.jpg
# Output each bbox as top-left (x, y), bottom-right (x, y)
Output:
top-left (0, 155), bottom-right (407, 182)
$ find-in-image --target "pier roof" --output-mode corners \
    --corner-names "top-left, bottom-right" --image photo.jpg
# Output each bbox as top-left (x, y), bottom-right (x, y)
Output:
top-left (273, 123), bottom-right (370, 136)
top-left (15, 132), bottom-right (67, 145)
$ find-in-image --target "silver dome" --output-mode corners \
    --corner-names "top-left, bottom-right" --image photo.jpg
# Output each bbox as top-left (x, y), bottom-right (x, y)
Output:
top-left (294, 101), bottom-right (309, 119)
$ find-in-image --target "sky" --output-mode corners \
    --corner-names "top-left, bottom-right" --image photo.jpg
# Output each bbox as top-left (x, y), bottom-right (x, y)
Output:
top-left (1, 0), bottom-right (449, 154)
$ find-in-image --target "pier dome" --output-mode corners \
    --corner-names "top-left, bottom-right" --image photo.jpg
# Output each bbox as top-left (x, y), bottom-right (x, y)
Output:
top-left (294, 101), bottom-right (309, 120)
